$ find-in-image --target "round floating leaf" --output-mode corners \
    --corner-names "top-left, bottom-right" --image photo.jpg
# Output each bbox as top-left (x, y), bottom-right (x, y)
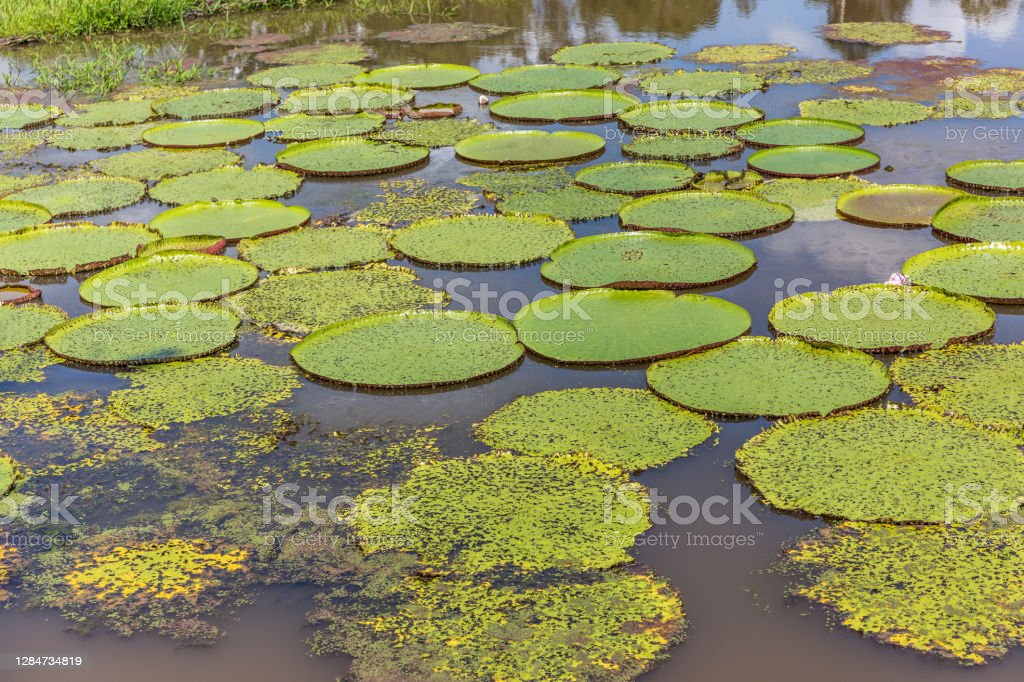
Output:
top-left (352, 179), bottom-right (479, 226)
top-left (8, 176), bottom-right (145, 218)
top-left (45, 122), bottom-right (152, 151)
top-left (475, 387), bottom-right (715, 471)
top-left (230, 267), bottom-right (446, 334)
top-left (903, 242), bottom-right (1024, 303)
top-left (391, 214), bottom-right (573, 267)
top-left (514, 289), bottom-right (750, 364)
top-left (932, 195), bottom-right (1024, 242)
top-left (798, 98), bottom-right (935, 126)
top-left (0, 305), bottom-right (67, 351)
top-left (0, 104), bottom-right (59, 130)
top-left (946, 159), bottom-right (1024, 193)
top-left (489, 89), bottom-right (639, 123)
top-left (541, 231), bottom-right (756, 289)
top-left (0, 222), bottom-right (158, 276)
top-left (769, 283), bottom-right (994, 352)
top-left (623, 133), bottom-right (743, 161)
top-left (739, 59), bottom-right (874, 84)
top-left (737, 118), bottom-right (864, 147)
top-left (238, 225), bottom-right (392, 272)
top-left (108, 356), bottom-right (301, 428)
top-left (150, 199), bottom-right (310, 241)
top-left (736, 407), bottom-right (1024, 522)
top-left (79, 251), bottom-right (259, 307)
top-left (497, 186), bottom-right (627, 221)
top-left (279, 84), bottom-right (415, 114)
top-left (142, 118), bottom-right (265, 148)
top-left (255, 43), bottom-right (371, 65)
top-left (836, 184), bottom-right (964, 227)
top-left (264, 112), bottom-right (385, 142)
top-left (377, 21), bottom-right (513, 43)
top-left (137, 235), bottom-right (226, 257)
top-left (574, 160), bottom-right (696, 195)
top-left (370, 118), bottom-right (493, 148)
top-left (619, 190), bottom-right (793, 236)
top-left (0, 284), bottom-right (40, 305)
top-left (648, 336), bottom-right (889, 417)
top-left (688, 44), bottom-right (796, 63)
top-left (469, 64), bottom-right (618, 94)
top-left (822, 22), bottom-right (952, 46)
top-left (276, 137), bottom-right (429, 176)
top-left (0, 173), bottom-right (50, 199)
top-left (640, 69), bottom-right (765, 97)
top-left (752, 176), bottom-right (873, 222)
top-left (457, 167), bottom-right (573, 198)
top-left (58, 99), bottom-right (156, 127)
top-left (550, 41), bottom-right (674, 66)
top-left (618, 100), bottom-right (764, 134)
top-left (89, 147), bottom-right (242, 181)
top-left (153, 87), bottom-right (278, 120)
top-left (748, 145), bottom-right (880, 178)
top-left (245, 63), bottom-right (366, 88)
top-left (149, 166), bottom-right (302, 205)
top-left (454, 130), bottom-right (604, 165)
top-left (44, 303), bottom-right (241, 366)
top-left (0, 200), bottom-right (50, 234)
top-left (355, 63), bottom-right (480, 89)
top-left (292, 310), bottom-right (522, 387)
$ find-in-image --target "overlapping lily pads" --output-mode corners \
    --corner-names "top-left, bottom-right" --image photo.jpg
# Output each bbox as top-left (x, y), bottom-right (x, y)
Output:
top-left (618, 100), bottom-right (764, 133)
top-left (137, 235), bottom-right (226, 257)
top-left (276, 137), bottom-right (429, 176)
top-left (0, 222), bottom-right (158, 275)
top-left (821, 22), bottom-right (952, 46)
top-left (245, 63), bottom-right (367, 88)
top-left (457, 167), bottom-right (574, 198)
top-left (279, 84), bottom-right (415, 114)
top-left (490, 89), bottom-right (639, 123)
top-left (836, 184), bottom-right (963, 227)
top-left (903, 242), bottom-right (1024, 303)
top-left (8, 176), bottom-right (145, 217)
top-left (0, 304), bottom-right (67, 350)
top-left (497, 186), bottom-right (628, 221)
top-left (149, 166), bottom-right (302, 205)
top-left (748, 145), bottom-right (880, 178)
top-left (737, 118), bottom-right (864, 147)
top-left (151, 200), bottom-right (309, 241)
top-left (619, 190), bottom-right (794, 236)
top-left (752, 176), bottom-right (873, 222)
top-left (264, 112), bottom-right (385, 142)
top-left (692, 170), bottom-right (763, 191)
top-left (623, 133), bottom-right (743, 161)
top-left (142, 118), bottom-right (264, 148)
top-left (454, 130), bottom-right (604, 165)
top-left (469, 64), bottom-right (619, 94)
top-left (931, 195), bottom-right (1024, 241)
top-left (355, 63), bottom-right (480, 89)
top-left (89, 147), bottom-right (242, 181)
top-left (0, 200), bottom-right (50, 234)
top-left (574, 161), bottom-right (696, 195)
top-left (238, 225), bottom-right (392, 272)
top-left (946, 160), bottom-right (1024, 193)
top-left (550, 41), bottom-right (674, 66)
top-left (798, 98), bottom-right (935, 126)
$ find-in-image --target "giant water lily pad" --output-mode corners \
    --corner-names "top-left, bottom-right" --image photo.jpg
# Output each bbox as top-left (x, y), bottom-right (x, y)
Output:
top-left (822, 22), bottom-right (952, 46)
top-left (836, 184), bottom-right (963, 227)
top-left (154, 87), bottom-right (278, 120)
top-left (739, 59), bottom-right (874, 84)
top-left (542, 231), bottom-right (756, 289)
top-left (0, 222), bottom-right (158, 275)
top-left (648, 336), bottom-right (889, 417)
top-left (149, 166), bottom-right (302, 205)
top-left (8, 176), bottom-right (145, 217)
top-left (276, 137), bottom-right (429, 176)
top-left (798, 98), bottom-right (935, 126)
top-left (769, 283), bottom-right (994, 352)
top-left (514, 289), bottom-right (750, 363)
top-left (623, 133), bottom-right (743, 161)
top-left (0, 173), bottom-right (50, 198)
top-left (0, 104), bottom-right (59, 130)
top-left (246, 63), bottom-right (366, 88)
top-left (736, 407), bottom-right (1024, 522)
top-left (457, 167), bottom-right (574, 198)
top-left (391, 214), bottom-right (573, 267)
top-left (618, 100), bottom-right (764, 134)
top-left (377, 22), bottom-right (513, 43)
top-left (931, 195), bottom-right (1024, 242)
top-left (0, 305), bottom-right (67, 350)
top-left (142, 118), bottom-right (264, 148)
top-left (498, 186), bottom-right (627, 221)
top-left (574, 161), bottom-right (695, 195)
top-left (352, 179), bottom-right (479, 226)
top-left (550, 41), bottom-right (674, 66)
top-left (0, 200), bottom-right (50, 234)
top-left (291, 310), bottom-right (521, 387)
top-left (619, 190), bottom-right (794, 236)
top-left (44, 303), bottom-right (241, 365)
top-left (238, 225), bottom-right (392, 272)
top-left (469, 64), bottom-right (618, 94)
top-left (151, 200), bottom-right (309, 241)
top-left (490, 89), bottom-right (639, 123)
top-left (371, 118), bottom-right (493, 148)
top-left (640, 69), bottom-right (765, 97)
top-left (137, 235), bottom-right (226, 257)
top-left (737, 118), bottom-right (864, 147)
top-left (748, 145), bottom-right (880, 178)
top-left (279, 84), bottom-right (415, 114)
top-left (476, 387), bottom-right (715, 471)
top-left (688, 44), bottom-right (796, 63)
top-left (45, 123), bottom-right (152, 151)
top-left (903, 242), bottom-right (1024, 303)
top-left (255, 43), bottom-right (371, 65)
top-left (752, 176), bottom-right (873, 222)
top-left (90, 147), bottom-right (242, 181)
top-left (946, 159), bottom-right (1024, 193)
top-left (265, 112), bottom-right (385, 142)
top-left (355, 63), bottom-right (480, 89)
top-left (454, 130), bottom-right (604, 165)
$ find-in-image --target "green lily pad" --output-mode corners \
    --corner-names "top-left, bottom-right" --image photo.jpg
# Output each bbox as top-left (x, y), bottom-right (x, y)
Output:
top-left (0, 200), bottom-right (50, 234)
top-left (542, 231), bottom-right (756, 289)
top-left (8, 176), bottom-right (145, 218)
top-left (956, 67), bottom-right (1024, 94)
top-left (739, 59), bottom-right (874, 84)
top-left (0, 304), bottom-right (67, 350)
top-left (497, 186), bottom-right (628, 221)
top-left (836, 184), bottom-right (964, 227)
top-left (748, 145), bottom-right (880, 178)
top-left (0, 221), bottom-right (158, 276)
top-left (89, 147), bottom-right (242, 181)
top-left (245, 63), bottom-right (367, 88)
top-left (903, 242), bottom-right (1024, 303)
top-left (489, 89), bottom-right (639, 123)
top-left (0, 452), bottom-right (22, 496)
top-left (276, 137), bottom-right (429, 176)
top-left (153, 87), bottom-right (278, 120)
top-left (469, 64), bottom-right (618, 94)
top-left (619, 190), bottom-right (794, 236)
top-left (44, 303), bottom-right (241, 366)
top-left (640, 69), bottom-right (765, 97)
top-left (57, 100), bottom-right (156, 128)
top-left (457, 167), bottom-right (573, 198)
top-left (618, 100), bottom-right (764, 134)
top-left (822, 22), bottom-right (952, 46)
top-left (622, 133), bottom-right (743, 161)
top-left (648, 336), bottom-right (889, 417)
top-left (391, 214), bottom-right (572, 267)
top-left (514, 289), bottom-right (750, 364)
top-left (377, 22), bottom-right (513, 44)
top-left (574, 160), bottom-right (696, 195)
top-left (737, 118), bottom-right (864, 147)
top-left (137, 235), bottom-right (226, 257)
top-left (692, 170), bottom-right (763, 191)
top-left (229, 267), bottom-right (446, 335)
top-left (687, 44), bottom-right (796, 63)
top-left (0, 104), bottom-right (59, 130)
top-left (279, 84), bottom-right (415, 114)
top-left (370, 117), bottom-right (493, 148)
top-left (264, 112), bottom-right (385, 142)
top-left (736, 407), bottom-right (1024, 522)
top-left (454, 130), bottom-right (604, 165)
top-left (45, 123), bottom-right (152, 151)
top-left (255, 43), bottom-right (371, 65)
top-left (0, 173), bottom-right (50, 198)
top-left (931, 195), bottom-right (1024, 242)
top-left (0, 346), bottom-right (62, 383)
top-left (798, 98), bottom-right (935, 126)
top-left (752, 176), bottom-right (873, 222)
top-left (352, 179), bottom-right (479, 226)
top-left (550, 41), bottom-right (674, 66)
top-left (946, 159), bottom-right (1024, 193)
top-left (149, 166), bottom-right (302, 205)
top-left (238, 225), bottom-right (392, 272)
top-left (768, 283), bottom-right (994, 352)
top-left (291, 310), bottom-right (521, 387)
top-left (355, 63), bottom-right (480, 89)
top-left (142, 118), bottom-right (265, 148)
top-left (150, 199), bottom-right (310, 241)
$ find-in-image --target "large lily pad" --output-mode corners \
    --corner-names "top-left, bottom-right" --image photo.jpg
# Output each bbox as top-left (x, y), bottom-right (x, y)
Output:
top-left (497, 186), bottom-right (627, 221)
top-left (245, 63), bottom-right (366, 88)
top-left (45, 123), bottom-right (152, 151)
top-left (739, 59), bottom-right (874, 84)
top-left (836, 184), bottom-right (963, 227)
top-left (648, 336), bottom-right (889, 417)
top-left (623, 133), bottom-right (743, 161)
top-left (0, 304), bottom-right (67, 350)
top-left (748, 145), bottom-right (880, 178)
top-left (903, 242), bottom-right (1024, 303)
top-left (946, 159), bottom-right (1024, 193)
top-left (574, 161), bottom-right (695, 195)
top-left (687, 44), bottom-right (796, 63)
top-left (619, 190), bottom-right (794, 236)
top-left (737, 118), bottom-right (864, 147)
top-left (154, 88), bottom-right (277, 120)
top-left (142, 118), bottom-right (264, 148)
top-left (89, 147), bottom-right (242, 181)
top-left (822, 22), bottom-right (952, 46)
top-left (291, 310), bottom-right (521, 387)
top-left (931, 195), bottom-right (1024, 242)
top-left (355, 63), bottom-right (480, 89)
top-left (736, 407), bottom-right (1024, 522)
top-left (768, 283), bottom-right (994, 352)
top-left (798, 98), bottom-right (935, 126)
top-left (279, 84), bottom-right (415, 114)
top-left (255, 43), bottom-right (371, 65)
top-left (0, 104), bottom-right (59, 130)
top-left (377, 22), bottom-right (513, 44)
top-left (137, 235), bottom-right (226, 257)
top-left (8, 176), bottom-right (145, 218)
top-left (469, 64), bottom-right (618, 94)
top-left (0, 222), bottom-right (157, 275)
top-left (457, 167), bottom-right (574, 198)
top-left (542, 231), bottom-right (756, 289)
top-left (149, 166), bottom-right (302, 205)
top-left (371, 118), bottom-right (493, 148)
top-left (454, 130), bottom-right (604, 165)
top-left (752, 176), bottom-right (873, 222)
top-left (550, 41), bottom-right (674, 66)
top-left (618, 100), bottom-right (764, 134)
top-left (265, 112), bottom-right (385, 142)
top-left (640, 69), bottom-right (765, 97)
top-left (490, 89), bottom-right (639, 123)
top-left (276, 137), bottom-right (429, 176)
top-left (0, 200), bottom-right (50, 234)
top-left (238, 225), bottom-right (393, 272)
top-left (151, 200), bottom-right (309, 241)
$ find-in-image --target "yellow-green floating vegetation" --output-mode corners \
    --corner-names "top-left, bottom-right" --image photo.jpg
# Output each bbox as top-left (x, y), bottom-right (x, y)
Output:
top-left (618, 100), bottom-right (763, 134)
top-left (0, 222), bottom-right (159, 276)
top-left (456, 167), bottom-right (574, 198)
top-left (255, 43), bottom-right (371, 65)
top-left (798, 98), bottom-right (935, 126)
top-left (276, 137), bottom-right (429, 176)
top-left (622, 133), bottom-right (743, 161)
top-left (279, 84), bottom-right (415, 115)
top-left (946, 159), bottom-right (1024, 193)
top-left (89, 147), bottom-right (242, 182)
top-left (0, 346), bottom-right (62, 383)
top-left (469, 64), bottom-right (619, 94)
top-left (903, 242), bottom-right (1024, 304)
top-left (498, 186), bottom-right (628, 221)
top-left (687, 43), bottom-right (796, 63)
top-left (739, 59), bottom-right (874, 84)
top-left (619, 190), bottom-right (793, 236)
top-left (752, 176), bottom-right (873, 222)
top-left (238, 225), bottom-right (393, 272)
top-left (149, 166), bottom-right (302, 205)
top-left (640, 69), bottom-right (765, 97)
top-left (150, 200), bottom-right (310, 241)
top-left (455, 130), bottom-right (605, 166)
top-left (0, 200), bottom-right (51, 234)
top-left (550, 41), bottom-right (675, 65)
top-left (0, 304), bottom-right (67, 350)
top-left (46, 123), bottom-right (153, 151)
top-left (355, 63), bottom-right (480, 89)
top-left (266, 112), bottom-right (386, 142)
top-left (246, 63), bottom-right (367, 88)
top-left (489, 89), bottom-right (639, 123)
top-left (142, 118), bottom-right (265, 148)
top-left (371, 117), bottom-right (494, 148)
top-left (836, 184), bottom-right (964, 227)
top-left (574, 161), bottom-right (696, 196)
top-left (351, 179), bottom-right (480, 227)
top-left (821, 22), bottom-right (952, 46)
top-left (8, 176), bottom-right (146, 217)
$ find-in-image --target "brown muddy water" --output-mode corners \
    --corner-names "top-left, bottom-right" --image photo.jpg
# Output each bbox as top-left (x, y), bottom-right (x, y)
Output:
top-left (3, 0), bottom-right (1024, 679)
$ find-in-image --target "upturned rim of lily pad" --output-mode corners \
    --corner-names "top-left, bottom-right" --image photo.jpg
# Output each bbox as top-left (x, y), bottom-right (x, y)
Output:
top-left (468, 64), bottom-right (620, 94)
top-left (355, 63), bottom-right (481, 90)
top-left (0, 221), bottom-right (160, 276)
top-left (0, 284), bottom-right (42, 305)
top-left (573, 160), bottom-right (697, 196)
top-left (736, 117), bottom-right (865, 147)
top-left (276, 137), bottom-right (430, 176)
top-left (152, 87), bottom-right (279, 120)
top-left (149, 199), bottom-right (311, 243)
top-left (931, 195), bottom-right (1024, 242)
top-left (549, 41), bottom-right (676, 66)
top-left (747, 144), bottom-right (881, 178)
top-left (836, 183), bottom-right (965, 227)
top-left (946, 159), bottom-right (1024, 193)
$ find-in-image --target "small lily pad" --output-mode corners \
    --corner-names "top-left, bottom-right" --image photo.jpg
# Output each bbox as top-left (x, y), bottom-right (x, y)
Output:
top-left (0, 304), bottom-right (67, 350)
top-left (0, 200), bottom-right (50, 234)
top-left (836, 184), bottom-right (964, 227)
top-left (0, 222), bottom-right (158, 275)
top-left (687, 44), bottom-right (796, 63)
top-left (798, 98), bottom-right (935, 126)
top-left (497, 186), bottom-right (628, 221)
top-left (946, 159), bottom-right (1024, 193)
top-left (46, 123), bottom-right (152, 151)
top-left (150, 199), bottom-right (310, 241)
top-left (8, 176), bottom-right (145, 217)
top-left (737, 118), bottom-right (864, 147)
top-left (0, 104), bottom-right (59, 130)
top-left (276, 137), bottom-right (429, 176)
top-left (370, 117), bottom-right (493, 148)
top-left (142, 118), bottom-right (265, 148)
top-left (619, 100), bottom-right (764, 134)
top-left (57, 99), bottom-right (156, 127)
top-left (149, 166), bottom-right (302, 205)
top-left (931, 195), bottom-right (1024, 242)
top-left (640, 69), bottom-right (766, 97)
top-left (153, 87), bottom-right (278, 119)
top-left (752, 176), bottom-right (873, 222)
top-left (822, 22), bottom-right (952, 46)
top-left (903, 242), bottom-right (1024, 303)
top-left (623, 133), bottom-right (743, 161)
top-left (89, 147), bottom-right (242, 181)
top-left (245, 63), bottom-right (367, 88)
top-left (469, 64), bottom-right (618, 94)
top-left (454, 130), bottom-right (604, 165)
top-left (264, 112), bottom-right (385, 142)
top-left (619, 190), bottom-right (794, 236)
top-left (489, 89), bottom-right (639, 123)
top-left (748, 145), bottom-right (880, 178)
top-left (550, 41), bottom-right (674, 66)
top-left (255, 43), bottom-right (371, 65)
top-left (391, 214), bottom-right (572, 266)
top-left (355, 63), bottom-right (480, 89)
top-left (238, 225), bottom-right (392, 272)
top-left (279, 84), bottom-right (415, 114)
top-left (574, 160), bottom-right (696, 195)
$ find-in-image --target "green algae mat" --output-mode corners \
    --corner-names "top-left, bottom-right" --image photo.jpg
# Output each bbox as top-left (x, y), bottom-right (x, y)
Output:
top-left (903, 242), bottom-right (1024, 303)
top-left (619, 190), bottom-right (794, 236)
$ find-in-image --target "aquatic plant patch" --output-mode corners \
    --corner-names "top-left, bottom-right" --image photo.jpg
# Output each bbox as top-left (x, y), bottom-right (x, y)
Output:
top-left (153, 87), bottom-right (278, 119)
top-left (0, 200), bottom-right (50, 234)
top-left (836, 184), bottom-right (964, 227)
top-left (550, 41), bottom-right (674, 66)
top-left (150, 200), bottom-right (310, 241)
top-left (149, 166), bottom-right (302, 205)
top-left (245, 63), bottom-right (366, 88)
top-left (691, 170), bottom-right (764, 191)
top-left (376, 22), bottom-right (513, 44)
top-left (351, 179), bottom-right (479, 226)
top-left (0, 222), bottom-right (158, 276)
top-left (821, 22), bottom-right (952, 46)
top-left (276, 138), bottom-right (429, 176)
top-left (238, 225), bottom-right (393, 272)
top-left (8, 176), bottom-right (145, 217)
top-left (370, 117), bottom-right (492, 148)
top-left (469, 64), bottom-right (618, 94)
top-left (137, 235), bottom-right (226, 257)
top-left (618, 100), bottom-right (764, 134)
top-left (687, 44), bottom-right (796, 63)
top-left (278, 84), bottom-right (415, 114)
top-left (748, 145), bottom-right (880, 178)
top-left (255, 43), bottom-right (371, 65)
top-left (737, 118), bottom-right (864, 147)
top-left (946, 159), bottom-right (1024, 193)
top-left (903, 242), bottom-right (1024, 303)
top-left (89, 147), bottom-right (242, 181)
top-left (619, 190), bottom-right (794, 236)
top-left (574, 161), bottom-right (696, 195)
top-left (57, 99), bottom-right (157, 127)
top-left (798, 98), bottom-right (935, 126)
top-left (0, 172), bottom-right (50, 198)
top-left (454, 130), bottom-right (605, 165)
top-left (931, 195), bottom-right (1024, 241)
top-left (456, 167), bottom-right (574, 198)
top-left (45, 123), bottom-right (153, 151)
top-left (752, 176), bottom-right (873, 222)
top-left (265, 112), bottom-right (385, 142)
top-left (623, 133), bottom-right (743, 161)
top-left (0, 103), bottom-right (59, 130)
top-left (142, 118), bottom-right (264, 148)
top-left (0, 304), bottom-right (67, 350)
top-left (355, 63), bottom-right (480, 89)
top-left (956, 67), bottom-right (1024, 94)
top-left (739, 59), bottom-right (874, 84)
top-left (489, 89), bottom-right (639, 123)
top-left (640, 69), bottom-right (765, 97)
top-left (497, 186), bottom-right (628, 221)
top-left (0, 346), bottom-right (61, 383)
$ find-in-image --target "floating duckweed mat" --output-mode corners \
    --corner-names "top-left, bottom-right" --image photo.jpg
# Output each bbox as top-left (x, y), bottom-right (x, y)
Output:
top-left (648, 336), bottom-right (889, 417)
top-left (946, 159), bottom-right (1024, 192)
top-left (58, 100), bottom-right (157, 127)
top-left (291, 310), bottom-right (521, 387)
top-left (352, 179), bottom-right (479, 226)
top-left (0, 346), bottom-right (61, 383)
top-left (931, 196), bottom-right (1024, 241)
top-left (752, 176), bottom-right (872, 222)
top-left (821, 22), bottom-right (952, 46)
top-left (229, 267), bottom-right (446, 334)
top-left (390, 214), bottom-right (573, 266)
top-left (469, 64), bottom-right (619, 94)
top-left (8, 176), bottom-right (145, 218)
top-left (370, 117), bottom-right (493, 148)
top-left (737, 118), bottom-right (865, 147)
top-left (498, 186), bottom-right (628, 221)
top-left (352, 450), bottom-right (647, 570)
top-left (279, 84), bottom-right (415, 114)
top-left (489, 89), bottom-right (639, 123)
top-left (903, 242), bottom-right (1024, 303)
top-left (798, 98), bottom-right (935, 126)
top-left (0, 200), bottom-right (50, 234)
top-left (45, 123), bottom-right (153, 151)
top-left (0, 304), bottom-right (67, 350)
top-left (109, 356), bottom-right (301, 427)
top-left (515, 289), bottom-right (750, 363)
top-left (0, 222), bottom-right (158, 276)
top-left (154, 87), bottom-right (278, 120)
top-left (377, 21), bottom-right (513, 43)
top-left (89, 147), bottom-right (242, 181)
top-left (265, 112), bottom-right (385, 142)
top-left (44, 303), bottom-right (241, 365)
top-left (687, 44), bottom-right (796, 63)
top-left (355, 63), bottom-right (480, 89)
top-left (836, 184), bottom-right (964, 227)
top-left (245, 63), bottom-right (367, 88)
top-left (0, 104), bottom-right (59, 130)
top-left (457, 166), bottom-right (573, 198)
top-left (79, 252), bottom-right (260, 307)
top-left (748, 145), bottom-right (880, 178)
top-left (151, 200), bottom-right (309, 241)
top-left (623, 133), bottom-right (743, 161)
top-left (255, 43), bottom-right (371, 65)
top-left (640, 69), bottom-right (766, 97)
top-left (238, 225), bottom-right (393, 272)
top-left (619, 190), bottom-right (794, 236)
top-left (137, 235), bottom-right (226, 257)
top-left (618, 100), bottom-right (764, 134)
top-left (574, 161), bottom-right (696, 195)
top-left (739, 59), bottom-right (874, 84)
top-left (475, 387), bottom-right (715, 471)
top-left (542, 231), bottom-right (756, 289)
top-left (550, 41), bottom-right (674, 65)
top-left (454, 130), bottom-right (604, 165)
top-left (276, 137), bottom-right (429, 176)
top-left (692, 170), bottom-right (763, 191)
top-left (149, 166), bottom-right (302, 205)
top-left (737, 407), bottom-right (1024, 522)
top-left (768, 283), bottom-right (994, 352)
top-left (142, 118), bottom-right (264, 148)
